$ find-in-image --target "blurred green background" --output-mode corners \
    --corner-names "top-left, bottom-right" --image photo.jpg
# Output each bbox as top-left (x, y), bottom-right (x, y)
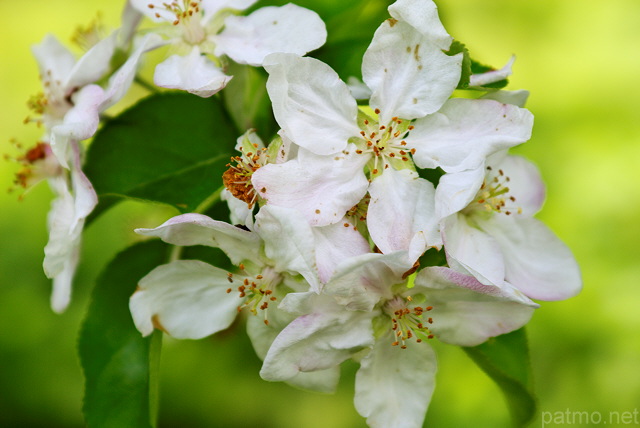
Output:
top-left (1, 1), bottom-right (638, 427)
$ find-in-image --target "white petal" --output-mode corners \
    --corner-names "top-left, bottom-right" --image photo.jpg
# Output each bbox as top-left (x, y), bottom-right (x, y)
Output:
top-left (368, 168), bottom-right (439, 263)
top-left (408, 98), bottom-right (534, 172)
top-left (130, 260), bottom-right (244, 338)
top-left (490, 154), bottom-right (546, 216)
top-left (414, 267), bottom-right (536, 346)
top-left (50, 248), bottom-right (79, 314)
top-left (479, 215), bottom-right (582, 300)
top-left (435, 166), bottom-right (486, 220)
top-left (441, 214), bottom-right (506, 285)
top-left (469, 55), bottom-right (515, 87)
top-left (254, 205), bottom-right (321, 292)
top-left (31, 35), bottom-right (76, 86)
top-left (363, 17), bottom-right (460, 123)
top-left (388, 0), bottom-right (453, 50)
top-left (355, 332), bottom-right (437, 428)
top-left (312, 219), bottom-right (371, 283)
top-left (50, 85), bottom-right (105, 168)
top-left (324, 251), bottom-right (411, 312)
top-left (202, 0), bottom-right (257, 21)
top-left (481, 89), bottom-right (530, 108)
top-left (216, 4), bottom-right (326, 66)
top-left (69, 143), bottom-right (98, 227)
top-left (264, 53), bottom-right (360, 155)
top-left (246, 309), bottom-right (340, 393)
top-left (260, 295), bottom-right (375, 382)
top-left (347, 76), bottom-right (372, 100)
top-left (135, 213), bottom-right (261, 265)
top-left (154, 47), bottom-right (232, 97)
top-left (101, 33), bottom-right (165, 110)
top-left (65, 31), bottom-right (118, 89)
top-left (251, 146), bottom-right (369, 226)
top-left (221, 189), bottom-right (253, 226)
top-left (118, 1), bottom-right (143, 46)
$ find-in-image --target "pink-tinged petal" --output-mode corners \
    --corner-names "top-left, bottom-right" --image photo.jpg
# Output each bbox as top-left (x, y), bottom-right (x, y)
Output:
top-left (130, 260), bottom-right (244, 338)
top-left (254, 205), bottom-right (321, 293)
top-left (479, 215), bottom-right (582, 300)
top-left (481, 89), bottom-right (530, 108)
top-left (259, 295), bottom-right (375, 382)
top-left (407, 98), bottom-right (534, 172)
top-left (388, 0), bottom-right (453, 50)
top-left (135, 213), bottom-right (261, 265)
top-left (69, 142), bottom-right (98, 226)
top-left (264, 53), bottom-right (360, 155)
top-left (50, 248), bottom-right (79, 314)
top-left (442, 214), bottom-right (506, 285)
top-left (435, 166), bottom-right (486, 220)
top-left (368, 168), bottom-right (439, 263)
top-left (363, 17), bottom-right (460, 123)
top-left (251, 146), bottom-right (369, 227)
top-left (324, 251), bottom-right (411, 312)
top-left (489, 154), bottom-right (546, 216)
top-left (312, 219), bottom-right (371, 284)
top-left (154, 47), bottom-right (232, 97)
top-left (355, 332), bottom-right (437, 428)
top-left (65, 31), bottom-right (118, 89)
top-left (215, 4), bottom-right (326, 66)
top-left (246, 306), bottom-right (341, 393)
top-left (101, 34), bottom-right (165, 109)
top-left (414, 267), bottom-right (536, 346)
top-left (31, 35), bottom-right (76, 85)
top-left (469, 55), bottom-right (515, 87)
top-left (50, 85), bottom-right (105, 168)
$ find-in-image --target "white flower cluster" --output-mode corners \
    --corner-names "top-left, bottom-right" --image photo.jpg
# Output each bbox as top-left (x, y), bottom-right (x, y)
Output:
top-left (125, 0), bottom-right (581, 426)
top-left (17, 0), bottom-right (580, 425)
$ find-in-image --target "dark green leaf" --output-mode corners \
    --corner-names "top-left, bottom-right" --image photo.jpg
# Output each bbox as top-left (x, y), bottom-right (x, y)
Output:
top-left (84, 92), bottom-right (238, 221)
top-left (222, 62), bottom-right (278, 142)
top-left (446, 41), bottom-right (472, 89)
top-left (79, 240), bottom-right (169, 428)
top-left (463, 328), bottom-right (537, 427)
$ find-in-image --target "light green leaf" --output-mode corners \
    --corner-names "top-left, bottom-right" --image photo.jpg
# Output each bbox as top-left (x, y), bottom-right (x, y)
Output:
top-left (84, 92), bottom-right (238, 222)
top-left (463, 327), bottom-right (537, 427)
top-left (79, 240), bottom-right (169, 428)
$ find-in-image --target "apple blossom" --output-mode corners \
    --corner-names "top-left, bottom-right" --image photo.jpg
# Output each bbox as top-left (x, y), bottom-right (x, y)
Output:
top-left (130, 0), bottom-right (327, 96)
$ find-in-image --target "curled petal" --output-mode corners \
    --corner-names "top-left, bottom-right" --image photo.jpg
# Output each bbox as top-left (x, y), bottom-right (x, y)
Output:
top-left (216, 4), bottom-right (326, 66)
top-left (135, 213), bottom-right (261, 265)
top-left (469, 55), bottom-right (515, 87)
top-left (154, 47), bottom-right (232, 97)
top-left (435, 166), bottom-right (486, 220)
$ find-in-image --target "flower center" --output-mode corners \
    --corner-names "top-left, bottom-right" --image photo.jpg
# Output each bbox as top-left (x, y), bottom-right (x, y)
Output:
top-left (226, 265), bottom-right (281, 325)
top-left (25, 71), bottom-right (72, 126)
top-left (6, 141), bottom-right (61, 196)
top-left (383, 295), bottom-right (434, 349)
top-left (355, 109), bottom-right (416, 178)
top-left (463, 165), bottom-right (522, 216)
top-left (148, 1), bottom-right (206, 45)
top-left (71, 13), bottom-right (106, 51)
top-left (223, 143), bottom-right (270, 208)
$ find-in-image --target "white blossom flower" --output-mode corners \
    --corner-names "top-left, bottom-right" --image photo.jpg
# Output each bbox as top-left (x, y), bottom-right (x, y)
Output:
top-left (260, 250), bottom-right (537, 428)
top-left (130, 0), bottom-right (327, 96)
top-left (252, 0), bottom-right (533, 263)
top-left (130, 205), bottom-right (369, 338)
top-left (436, 152), bottom-right (582, 300)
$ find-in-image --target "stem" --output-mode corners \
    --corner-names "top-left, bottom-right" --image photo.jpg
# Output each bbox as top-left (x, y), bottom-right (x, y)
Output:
top-left (194, 184), bottom-right (224, 214)
top-left (135, 75), bottom-right (160, 94)
top-left (148, 331), bottom-right (163, 428)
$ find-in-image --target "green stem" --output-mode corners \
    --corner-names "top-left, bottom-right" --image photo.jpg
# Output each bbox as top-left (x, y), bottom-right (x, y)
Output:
top-left (148, 331), bottom-right (163, 428)
top-left (135, 75), bottom-right (160, 93)
top-left (194, 184), bottom-right (225, 214)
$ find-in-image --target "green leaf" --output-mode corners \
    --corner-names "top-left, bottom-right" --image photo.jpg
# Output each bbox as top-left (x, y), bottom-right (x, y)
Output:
top-left (222, 62), bottom-right (277, 141)
top-left (84, 92), bottom-right (238, 221)
top-left (446, 41), bottom-right (472, 89)
top-left (79, 240), bottom-right (169, 428)
top-left (463, 328), bottom-right (537, 427)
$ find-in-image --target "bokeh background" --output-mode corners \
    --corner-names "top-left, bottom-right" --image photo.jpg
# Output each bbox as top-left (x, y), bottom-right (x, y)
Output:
top-left (1, 1), bottom-right (638, 427)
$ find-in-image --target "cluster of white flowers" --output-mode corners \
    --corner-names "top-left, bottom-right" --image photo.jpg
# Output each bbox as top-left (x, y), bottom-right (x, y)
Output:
top-left (18, 0), bottom-right (580, 426)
